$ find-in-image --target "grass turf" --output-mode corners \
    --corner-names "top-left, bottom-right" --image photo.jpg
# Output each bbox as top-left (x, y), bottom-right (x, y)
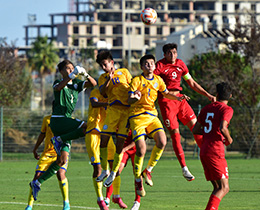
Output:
top-left (0, 154), bottom-right (259, 210)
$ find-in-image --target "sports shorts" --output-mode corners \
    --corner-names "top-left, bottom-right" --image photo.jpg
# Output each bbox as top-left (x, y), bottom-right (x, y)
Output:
top-left (35, 152), bottom-right (69, 173)
top-left (50, 117), bottom-right (85, 153)
top-left (158, 94), bottom-right (196, 130)
top-left (101, 105), bottom-right (129, 138)
top-left (200, 155), bottom-right (229, 181)
top-left (129, 114), bottom-right (164, 142)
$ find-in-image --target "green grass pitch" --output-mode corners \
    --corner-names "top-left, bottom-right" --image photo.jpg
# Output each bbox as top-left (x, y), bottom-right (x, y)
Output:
top-left (0, 154), bottom-right (259, 210)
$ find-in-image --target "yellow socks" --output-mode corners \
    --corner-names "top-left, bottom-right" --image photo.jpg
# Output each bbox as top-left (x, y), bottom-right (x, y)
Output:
top-left (27, 187), bottom-right (34, 207)
top-left (113, 176), bottom-right (121, 196)
top-left (59, 178), bottom-right (69, 202)
top-left (112, 152), bottom-right (123, 173)
top-left (148, 145), bottom-right (163, 168)
top-left (93, 177), bottom-right (103, 200)
top-left (134, 155), bottom-right (144, 179)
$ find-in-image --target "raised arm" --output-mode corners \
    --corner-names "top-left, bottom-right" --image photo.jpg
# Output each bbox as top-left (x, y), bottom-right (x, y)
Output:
top-left (186, 77), bottom-right (216, 102)
top-left (161, 89), bottom-right (190, 101)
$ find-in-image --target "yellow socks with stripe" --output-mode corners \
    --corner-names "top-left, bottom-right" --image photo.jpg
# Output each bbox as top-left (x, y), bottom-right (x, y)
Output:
top-left (112, 152), bottom-right (123, 173)
top-left (148, 145), bottom-right (163, 168)
top-left (113, 175), bottom-right (121, 196)
top-left (27, 187), bottom-right (34, 207)
top-left (93, 177), bottom-right (103, 200)
top-left (59, 178), bottom-right (69, 202)
top-left (134, 155), bottom-right (144, 179)
top-left (100, 147), bottom-right (108, 171)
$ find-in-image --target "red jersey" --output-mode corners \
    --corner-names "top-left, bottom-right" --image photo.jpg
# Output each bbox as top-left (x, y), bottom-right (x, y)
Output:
top-left (154, 58), bottom-right (189, 92)
top-left (197, 101), bottom-right (233, 157)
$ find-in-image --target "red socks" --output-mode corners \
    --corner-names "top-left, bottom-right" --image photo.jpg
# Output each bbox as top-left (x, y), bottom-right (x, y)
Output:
top-left (205, 194), bottom-right (221, 210)
top-left (170, 133), bottom-right (186, 168)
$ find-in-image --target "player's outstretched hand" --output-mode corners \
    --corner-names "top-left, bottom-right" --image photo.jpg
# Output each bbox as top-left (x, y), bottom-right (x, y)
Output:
top-left (178, 94), bottom-right (190, 101)
top-left (208, 94), bottom-right (216, 102)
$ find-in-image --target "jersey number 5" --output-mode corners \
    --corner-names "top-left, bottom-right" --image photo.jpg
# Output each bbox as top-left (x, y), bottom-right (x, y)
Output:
top-left (204, 112), bottom-right (214, 133)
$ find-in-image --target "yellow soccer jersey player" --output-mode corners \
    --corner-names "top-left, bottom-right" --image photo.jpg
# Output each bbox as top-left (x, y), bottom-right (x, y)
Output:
top-left (96, 50), bottom-right (132, 190)
top-left (25, 115), bottom-right (70, 210)
top-left (128, 55), bottom-right (189, 197)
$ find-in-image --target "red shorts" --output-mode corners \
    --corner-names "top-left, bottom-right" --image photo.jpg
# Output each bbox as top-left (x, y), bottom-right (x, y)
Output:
top-left (121, 148), bottom-right (135, 167)
top-left (200, 155), bottom-right (229, 181)
top-left (158, 94), bottom-right (196, 130)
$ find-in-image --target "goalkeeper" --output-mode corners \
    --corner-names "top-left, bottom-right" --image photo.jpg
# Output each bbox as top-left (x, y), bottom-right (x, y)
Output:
top-left (30, 59), bottom-right (97, 201)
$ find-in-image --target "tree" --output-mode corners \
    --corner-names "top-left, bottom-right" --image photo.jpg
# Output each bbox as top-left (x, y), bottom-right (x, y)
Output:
top-left (0, 39), bottom-right (31, 107)
top-left (28, 36), bottom-right (59, 110)
top-left (186, 16), bottom-right (260, 157)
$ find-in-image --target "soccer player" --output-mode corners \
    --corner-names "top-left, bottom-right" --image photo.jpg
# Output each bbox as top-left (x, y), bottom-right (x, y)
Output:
top-left (154, 43), bottom-right (216, 181)
top-left (85, 88), bottom-right (126, 210)
top-left (128, 54), bottom-right (189, 197)
top-left (105, 130), bottom-right (141, 210)
top-left (30, 59), bottom-right (97, 201)
top-left (25, 115), bottom-right (70, 210)
top-left (192, 82), bottom-right (233, 210)
top-left (95, 50), bottom-right (132, 188)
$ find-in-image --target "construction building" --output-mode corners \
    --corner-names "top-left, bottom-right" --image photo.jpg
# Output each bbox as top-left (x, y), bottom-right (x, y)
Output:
top-left (24, 0), bottom-right (260, 66)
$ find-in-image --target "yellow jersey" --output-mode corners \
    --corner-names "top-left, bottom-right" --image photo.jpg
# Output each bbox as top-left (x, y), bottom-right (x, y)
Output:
top-left (98, 68), bottom-right (132, 106)
top-left (86, 88), bottom-right (108, 133)
top-left (41, 115), bottom-right (56, 155)
top-left (129, 73), bottom-right (167, 117)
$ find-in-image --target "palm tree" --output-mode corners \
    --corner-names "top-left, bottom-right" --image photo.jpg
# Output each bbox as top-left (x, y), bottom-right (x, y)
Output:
top-left (28, 36), bottom-right (59, 110)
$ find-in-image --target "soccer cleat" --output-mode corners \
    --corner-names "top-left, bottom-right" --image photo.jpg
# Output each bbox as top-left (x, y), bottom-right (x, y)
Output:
top-left (63, 201), bottom-right (70, 210)
top-left (96, 170), bottom-right (109, 182)
top-left (131, 201), bottom-right (140, 210)
top-left (135, 178), bottom-right (146, 197)
top-left (112, 197), bottom-right (128, 209)
top-left (97, 200), bottom-right (109, 210)
top-left (104, 197), bottom-right (110, 207)
top-left (103, 173), bottom-right (116, 188)
top-left (141, 168), bottom-right (153, 187)
top-left (182, 168), bottom-right (195, 181)
top-left (30, 180), bottom-right (41, 201)
top-left (25, 206), bottom-right (32, 210)
top-left (51, 136), bottom-right (62, 156)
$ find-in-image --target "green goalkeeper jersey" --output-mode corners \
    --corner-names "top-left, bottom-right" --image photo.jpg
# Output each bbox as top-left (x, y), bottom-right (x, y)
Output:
top-left (52, 78), bottom-right (85, 118)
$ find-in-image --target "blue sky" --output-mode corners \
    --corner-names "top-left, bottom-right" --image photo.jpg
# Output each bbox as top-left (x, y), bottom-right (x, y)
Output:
top-left (0, 0), bottom-right (68, 46)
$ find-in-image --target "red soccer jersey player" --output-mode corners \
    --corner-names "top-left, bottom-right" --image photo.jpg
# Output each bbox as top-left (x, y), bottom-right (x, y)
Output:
top-left (154, 43), bottom-right (216, 181)
top-left (193, 82), bottom-right (233, 210)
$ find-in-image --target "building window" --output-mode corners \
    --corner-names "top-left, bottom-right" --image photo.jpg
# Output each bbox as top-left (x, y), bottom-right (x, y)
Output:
top-left (251, 4), bottom-right (256, 11)
top-left (87, 38), bottom-right (92, 46)
top-left (135, 27), bottom-right (141, 35)
top-left (235, 4), bottom-right (239, 11)
top-left (73, 39), bottom-right (79, 46)
top-left (73, 26), bottom-right (79, 34)
top-left (86, 26), bottom-right (92, 34)
top-left (127, 27), bottom-right (132, 35)
top-left (170, 27), bottom-right (175, 33)
top-left (145, 27), bottom-right (150, 35)
top-left (157, 27), bottom-right (162, 34)
top-left (222, 4), bottom-right (227, 11)
top-left (145, 40), bottom-right (149, 46)
top-left (100, 26), bottom-right (105, 34)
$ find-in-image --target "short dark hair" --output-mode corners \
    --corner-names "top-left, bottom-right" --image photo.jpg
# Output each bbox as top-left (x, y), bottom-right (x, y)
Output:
top-left (163, 43), bottom-right (178, 54)
top-left (96, 50), bottom-right (113, 65)
top-left (140, 54), bottom-right (155, 67)
top-left (57, 59), bottom-right (74, 72)
top-left (216, 82), bottom-right (232, 100)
